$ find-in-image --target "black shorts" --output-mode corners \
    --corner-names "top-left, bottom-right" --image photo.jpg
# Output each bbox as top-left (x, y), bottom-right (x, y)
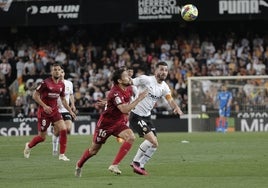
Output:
top-left (129, 112), bottom-right (156, 137)
top-left (61, 112), bottom-right (73, 121)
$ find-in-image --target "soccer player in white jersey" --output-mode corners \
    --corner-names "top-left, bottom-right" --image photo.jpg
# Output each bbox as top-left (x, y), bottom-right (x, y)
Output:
top-left (52, 69), bottom-right (76, 156)
top-left (129, 61), bottom-right (183, 175)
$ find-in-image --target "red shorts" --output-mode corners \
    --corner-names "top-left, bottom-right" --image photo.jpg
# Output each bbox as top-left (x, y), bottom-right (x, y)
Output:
top-left (37, 110), bottom-right (63, 132)
top-left (93, 117), bottom-right (129, 144)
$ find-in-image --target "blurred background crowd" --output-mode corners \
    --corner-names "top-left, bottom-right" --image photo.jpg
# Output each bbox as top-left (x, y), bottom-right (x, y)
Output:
top-left (0, 22), bottom-right (267, 117)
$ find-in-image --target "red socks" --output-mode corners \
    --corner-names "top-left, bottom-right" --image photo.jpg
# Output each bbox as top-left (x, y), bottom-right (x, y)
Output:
top-left (28, 135), bottom-right (45, 148)
top-left (112, 141), bottom-right (132, 165)
top-left (59, 130), bottom-right (67, 154)
top-left (77, 149), bottom-right (92, 168)
top-left (77, 142), bottom-right (132, 168)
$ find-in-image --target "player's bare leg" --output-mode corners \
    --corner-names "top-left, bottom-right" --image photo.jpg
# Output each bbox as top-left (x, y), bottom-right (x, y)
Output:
top-left (65, 119), bottom-right (73, 134)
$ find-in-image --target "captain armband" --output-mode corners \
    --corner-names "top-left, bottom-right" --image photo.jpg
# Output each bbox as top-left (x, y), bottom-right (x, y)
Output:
top-left (165, 94), bottom-right (173, 101)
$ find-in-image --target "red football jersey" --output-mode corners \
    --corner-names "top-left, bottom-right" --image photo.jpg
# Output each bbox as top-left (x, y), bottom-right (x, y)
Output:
top-left (100, 85), bottom-right (133, 124)
top-left (36, 77), bottom-right (65, 114)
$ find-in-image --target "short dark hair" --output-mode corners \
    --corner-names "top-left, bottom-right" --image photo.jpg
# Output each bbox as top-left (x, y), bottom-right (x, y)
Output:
top-left (112, 68), bottom-right (126, 84)
top-left (156, 61), bottom-right (168, 68)
top-left (52, 62), bottom-right (63, 69)
top-left (127, 66), bottom-right (134, 71)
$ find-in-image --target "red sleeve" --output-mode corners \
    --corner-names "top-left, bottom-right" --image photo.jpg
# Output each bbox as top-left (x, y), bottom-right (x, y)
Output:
top-left (36, 81), bottom-right (46, 93)
top-left (60, 83), bottom-right (65, 98)
top-left (109, 87), bottom-right (123, 107)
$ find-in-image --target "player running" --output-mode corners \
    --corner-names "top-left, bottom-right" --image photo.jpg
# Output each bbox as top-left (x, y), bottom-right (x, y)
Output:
top-left (52, 69), bottom-right (76, 156)
top-left (23, 63), bottom-right (76, 161)
top-left (75, 68), bottom-right (148, 177)
top-left (129, 61), bottom-right (183, 175)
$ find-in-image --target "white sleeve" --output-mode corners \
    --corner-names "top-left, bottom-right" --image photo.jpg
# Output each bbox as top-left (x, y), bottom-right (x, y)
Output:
top-left (132, 85), bottom-right (138, 97)
top-left (132, 75), bottom-right (148, 86)
top-left (163, 82), bottom-right (171, 96)
top-left (70, 82), bottom-right (74, 95)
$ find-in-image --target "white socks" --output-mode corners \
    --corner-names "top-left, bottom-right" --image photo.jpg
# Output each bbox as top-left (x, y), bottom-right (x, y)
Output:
top-left (139, 147), bottom-right (157, 168)
top-left (133, 140), bottom-right (152, 162)
top-left (133, 140), bottom-right (157, 168)
top-left (52, 134), bottom-right (59, 152)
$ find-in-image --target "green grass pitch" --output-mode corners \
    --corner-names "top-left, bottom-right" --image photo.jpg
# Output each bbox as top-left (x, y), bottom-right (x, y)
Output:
top-left (1, 132), bottom-right (268, 188)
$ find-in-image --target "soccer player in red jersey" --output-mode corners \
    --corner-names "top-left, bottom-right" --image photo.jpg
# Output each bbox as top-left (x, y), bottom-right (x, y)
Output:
top-left (52, 69), bottom-right (76, 156)
top-left (23, 63), bottom-right (76, 161)
top-left (75, 68), bottom-right (148, 177)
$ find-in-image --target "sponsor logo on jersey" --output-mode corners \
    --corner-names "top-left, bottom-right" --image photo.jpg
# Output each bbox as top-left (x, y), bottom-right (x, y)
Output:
top-left (143, 127), bottom-right (148, 132)
top-left (48, 93), bottom-right (60, 98)
top-left (148, 93), bottom-right (161, 100)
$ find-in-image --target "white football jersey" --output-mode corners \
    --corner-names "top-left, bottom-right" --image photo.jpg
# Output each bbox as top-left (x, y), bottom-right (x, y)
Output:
top-left (58, 79), bottom-right (74, 113)
top-left (132, 75), bottom-right (171, 116)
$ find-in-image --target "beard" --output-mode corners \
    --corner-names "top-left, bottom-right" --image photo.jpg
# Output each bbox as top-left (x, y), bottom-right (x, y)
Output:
top-left (53, 75), bottom-right (60, 80)
top-left (157, 73), bottom-right (167, 81)
top-left (122, 82), bottom-right (131, 87)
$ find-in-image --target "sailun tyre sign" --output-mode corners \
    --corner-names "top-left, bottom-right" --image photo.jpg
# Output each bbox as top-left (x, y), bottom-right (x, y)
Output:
top-left (27, 4), bottom-right (80, 19)
top-left (25, 1), bottom-right (81, 25)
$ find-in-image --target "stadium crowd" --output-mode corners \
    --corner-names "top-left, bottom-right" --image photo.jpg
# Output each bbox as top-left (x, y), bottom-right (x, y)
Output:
top-left (0, 23), bottom-right (268, 117)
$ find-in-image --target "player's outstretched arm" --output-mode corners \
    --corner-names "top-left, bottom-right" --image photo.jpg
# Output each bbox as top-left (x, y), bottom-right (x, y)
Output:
top-left (166, 96), bottom-right (183, 116)
top-left (117, 89), bottom-right (148, 114)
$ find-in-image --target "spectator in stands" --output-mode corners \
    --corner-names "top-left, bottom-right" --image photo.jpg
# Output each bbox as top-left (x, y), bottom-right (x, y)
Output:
top-left (0, 57), bottom-right (12, 86)
top-left (0, 71), bottom-right (6, 89)
top-left (27, 103), bottom-right (37, 117)
top-left (16, 57), bottom-right (25, 79)
top-left (55, 49), bottom-right (67, 64)
top-left (3, 46), bottom-right (15, 60)
top-left (35, 57), bottom-right (46, 75)
top-left (0, 88), bottom-right (10, 106)
top-left (23, 58), bottom-right (36, 75)
top-left (92, 87), bottom-right (104, 102)
top-left (0, 24), bottom-right (267, 115)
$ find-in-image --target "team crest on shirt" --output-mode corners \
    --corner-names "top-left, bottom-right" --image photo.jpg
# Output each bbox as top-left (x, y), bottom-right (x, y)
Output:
top-left (143, 127), bottom-right (148, 132)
